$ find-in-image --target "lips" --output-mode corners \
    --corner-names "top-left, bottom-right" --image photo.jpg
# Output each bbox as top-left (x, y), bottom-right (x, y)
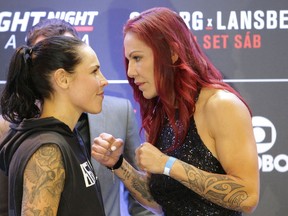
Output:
top-left (97, 92), bottom-right (104, 97)
top-left (135, 81), bottom-right (145, 86)
top-left (135, 82), bottom-right (145, 91)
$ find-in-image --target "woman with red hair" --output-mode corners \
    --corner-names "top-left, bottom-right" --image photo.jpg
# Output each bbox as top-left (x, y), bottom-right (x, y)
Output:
top-left (92, 7), bottom-right (259, 216)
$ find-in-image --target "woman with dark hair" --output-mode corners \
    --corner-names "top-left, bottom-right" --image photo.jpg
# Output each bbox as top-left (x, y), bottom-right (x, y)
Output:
top-left (92, 7), bottom-right (259, 216)
top-left (0, 36), bottom-right (107, 216)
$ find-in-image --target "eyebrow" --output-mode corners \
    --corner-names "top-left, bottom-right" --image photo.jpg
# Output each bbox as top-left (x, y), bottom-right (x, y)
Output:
top-left (128, 50), bottom-right (142, 58)
top-left (90, 65), bottom-right (100, 71)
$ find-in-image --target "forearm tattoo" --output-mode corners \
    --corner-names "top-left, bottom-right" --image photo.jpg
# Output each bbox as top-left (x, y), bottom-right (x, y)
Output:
top-left (22, 144), bottom-right (65, 216)
top-left (120, 161), bottom-right (155, 203)
top-left (180, 161), bottom-right (248, 211)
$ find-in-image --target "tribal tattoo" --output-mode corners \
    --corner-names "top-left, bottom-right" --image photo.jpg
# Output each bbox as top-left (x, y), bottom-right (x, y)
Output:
top-left (179, 161), bottom-right (248, 211)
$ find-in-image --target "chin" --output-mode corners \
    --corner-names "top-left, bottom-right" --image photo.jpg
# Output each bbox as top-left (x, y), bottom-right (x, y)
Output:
top-left (86, 106), bottom-right (102, 114)
top-left (143, 92), bottom-right (157, 99)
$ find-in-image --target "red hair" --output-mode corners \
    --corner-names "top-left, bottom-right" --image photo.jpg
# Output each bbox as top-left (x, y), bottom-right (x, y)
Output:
top-left (123, 7), bottom-right (250, 152)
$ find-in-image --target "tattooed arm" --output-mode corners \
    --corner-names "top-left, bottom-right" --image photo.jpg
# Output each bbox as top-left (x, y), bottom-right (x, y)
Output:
top-left (92, 134), bottom-right (163, 215)
top-left (92, 90), bottom-right (260, 214)
top-left (133, 90), bottom-right (259, 214)
top-left (171, 89), bottom-right (259, 213)
top-left (21, 144), bottom-right (65, 216)
top-left (114, 159), bottom-right (163, 215)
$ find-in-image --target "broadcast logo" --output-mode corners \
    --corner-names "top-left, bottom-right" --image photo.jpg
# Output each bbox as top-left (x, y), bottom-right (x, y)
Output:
top-left (253, 116), bottom-right (287, 172)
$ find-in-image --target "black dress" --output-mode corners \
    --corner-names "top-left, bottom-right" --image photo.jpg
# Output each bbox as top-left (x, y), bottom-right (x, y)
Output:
top-left (149, 117), bottom-right (242, 216)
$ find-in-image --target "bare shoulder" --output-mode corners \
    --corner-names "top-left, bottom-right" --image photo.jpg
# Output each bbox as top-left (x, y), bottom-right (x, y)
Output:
top-left (197, 88), bottom-right (251, 134)
top-left (195, 88), bottom-right (254, 160)
top-left (203, 88), bottom-right (249, 116)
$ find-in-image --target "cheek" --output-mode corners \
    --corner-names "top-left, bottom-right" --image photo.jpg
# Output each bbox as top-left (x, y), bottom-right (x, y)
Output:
top-left (72, 77), bottom-right (100, 97)
top-left (147, 64), bottom-right (155, 82)
top-left (85, 77), bottom-right (100, 90)
top-left (81, 75), bottom-right (99, 88)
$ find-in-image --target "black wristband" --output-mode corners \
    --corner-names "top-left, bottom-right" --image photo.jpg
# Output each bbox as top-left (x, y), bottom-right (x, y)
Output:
top-left (106, 154), bottom-right (123, 170)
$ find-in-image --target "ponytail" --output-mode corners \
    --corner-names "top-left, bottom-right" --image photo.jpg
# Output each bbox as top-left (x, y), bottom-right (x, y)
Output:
top-left (1, 45), bottom-right (40, 124)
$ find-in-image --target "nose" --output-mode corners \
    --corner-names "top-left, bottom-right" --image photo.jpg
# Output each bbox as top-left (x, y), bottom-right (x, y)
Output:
top-left (99, 70), bottom-right (108, 87)
top-left (127, 61), bottom-right (137, 78)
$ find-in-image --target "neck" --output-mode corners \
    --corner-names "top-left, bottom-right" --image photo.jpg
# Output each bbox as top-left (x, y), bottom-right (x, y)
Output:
top-left (40, 100), bottom-right (81, 131)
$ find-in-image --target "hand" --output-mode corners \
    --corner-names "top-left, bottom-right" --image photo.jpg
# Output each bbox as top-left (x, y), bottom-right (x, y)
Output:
top-left (135, 142), bottom-right (169, 174)
top-left (91, 133), bottom-right (123, 168)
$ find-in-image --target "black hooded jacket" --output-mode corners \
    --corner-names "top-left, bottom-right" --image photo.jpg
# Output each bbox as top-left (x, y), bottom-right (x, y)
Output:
top-left (0, 117), bottom-right (105, 216)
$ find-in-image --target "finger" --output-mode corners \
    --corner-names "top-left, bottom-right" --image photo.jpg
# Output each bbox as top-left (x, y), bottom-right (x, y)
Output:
top-left (92, 143), bottom-right (113, 159)
top-left (91, 151), bottom-right (111, 164)
top-left (110, 146), bottom-right (117, 152)
top-left (99, 133), bottom-right (120, 152)
top-left (100, 133), bottom-right (115, 143)
top-left (91, 142), bottom-right (116, 158)
top-left (94, 136), bottom-right (110, 151)
top-left (110, 138), bottom-right (123, 152)
top-left (91, 143), bottom-right (107, 154)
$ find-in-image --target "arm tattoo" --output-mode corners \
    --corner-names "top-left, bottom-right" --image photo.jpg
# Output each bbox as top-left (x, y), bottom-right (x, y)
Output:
top-left (119, 161), bottom-right (155, 203)
top-left (22, 144), bottom-right (65, 216)
top-left (180, 161), bottom-right (248, 211)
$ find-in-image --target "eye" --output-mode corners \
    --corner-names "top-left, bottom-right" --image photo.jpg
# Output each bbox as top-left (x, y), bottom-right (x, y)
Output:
top-left (91, 66), bottom-right (100, 75)
top-left (133, 55), bottom-right (141, 62)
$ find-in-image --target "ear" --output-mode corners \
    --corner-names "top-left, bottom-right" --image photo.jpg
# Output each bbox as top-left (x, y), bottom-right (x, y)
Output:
top-left (53, 68), bottom-right (70, 89)
top-left (171, 51), bottom-right (179, 64)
